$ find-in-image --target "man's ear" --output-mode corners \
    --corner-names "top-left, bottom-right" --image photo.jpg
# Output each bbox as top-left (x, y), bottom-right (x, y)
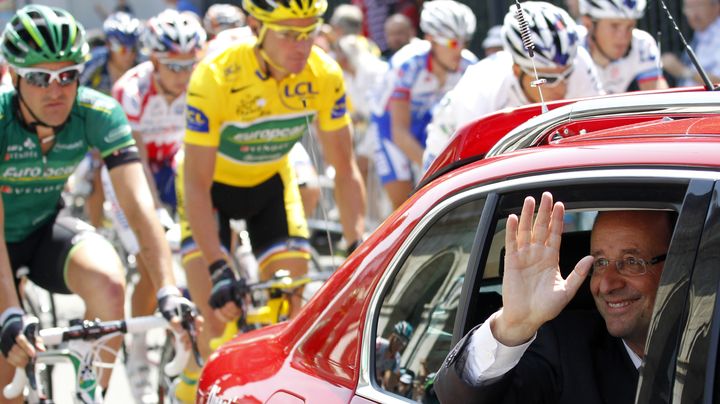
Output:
top-left (580, 15), bottom-right (593, 31)
top-left (247, 16), bottom-right (262, 36)
top-left (149, 54), bottom-right (160, 70)
top-left (8, 68), bottom-right (19, 89)
top-left (512, 63), bottom-right (521, 78)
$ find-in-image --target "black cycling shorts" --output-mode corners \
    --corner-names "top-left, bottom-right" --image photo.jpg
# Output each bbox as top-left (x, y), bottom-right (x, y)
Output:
top-left (8, 215), bottom-right (102, 295)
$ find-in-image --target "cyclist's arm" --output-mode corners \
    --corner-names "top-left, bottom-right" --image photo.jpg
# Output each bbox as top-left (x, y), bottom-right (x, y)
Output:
top-left (130, 130), bottom-right (163, 209)
top-left (317, 125), bottom-right (366, 245)
top-left (637, 76), bottom-right (669, 91)
top-left (0, 197), bottom-right (19, 310)
top-left (183, 143), bottom-right (225, 264)
top-left (108, 161), bottom-right (176, 289)
top-left (389, 98), bottom-right (424, 166)
top-left (0, 196), bottom-right (36, 367)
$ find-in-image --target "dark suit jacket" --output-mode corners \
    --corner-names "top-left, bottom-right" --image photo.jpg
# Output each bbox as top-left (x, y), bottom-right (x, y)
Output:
top-left (435, 310), bottom-right (639, 404)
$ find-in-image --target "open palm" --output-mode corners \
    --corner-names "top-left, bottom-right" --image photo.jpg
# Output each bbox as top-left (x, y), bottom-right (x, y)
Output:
top-left (494, 192), bottom-right (593, 346)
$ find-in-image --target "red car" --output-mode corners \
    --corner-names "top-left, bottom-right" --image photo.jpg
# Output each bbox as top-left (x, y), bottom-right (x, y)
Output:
top-left (198, 89), bottom-right (720, 404)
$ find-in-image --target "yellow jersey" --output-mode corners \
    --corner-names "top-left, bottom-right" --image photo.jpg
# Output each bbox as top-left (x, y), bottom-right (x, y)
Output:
top-left (184, 37), bottom-right (351, 187)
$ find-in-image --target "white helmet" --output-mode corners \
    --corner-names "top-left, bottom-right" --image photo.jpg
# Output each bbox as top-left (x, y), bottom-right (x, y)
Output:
top-left (579, 0), bottom-right (646, 19)
top-left (502, 1), bottom-right (579, 69)
top-left (420, 0), bottom-right (477, 42)
top-left (143, 9), bottom-right (207, 54)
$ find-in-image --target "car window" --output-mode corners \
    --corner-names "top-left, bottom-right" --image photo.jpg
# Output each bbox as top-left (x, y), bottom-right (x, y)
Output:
top-left (476, 210), bottom-right (599, 322)
top-left (373, 197), bottom-right (485, 401)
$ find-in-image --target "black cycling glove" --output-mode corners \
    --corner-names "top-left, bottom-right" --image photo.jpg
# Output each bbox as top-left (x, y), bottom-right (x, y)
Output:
top-left (208, 259), bottom-right (247, 310)
top-left (0, 308), bottom-right (25, 358)
top-left (157, 286), bottom-right (195, 322)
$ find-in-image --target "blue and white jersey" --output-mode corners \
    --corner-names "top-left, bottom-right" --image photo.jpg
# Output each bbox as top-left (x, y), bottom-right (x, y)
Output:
top-left (81, 47), bottom-right (113, 95)
top-left (372, 40), bottom-right (478, 146)
top-left (577, 26), bottom-right (663, 94)
top-left (680, 17), bottom-right (720, 87)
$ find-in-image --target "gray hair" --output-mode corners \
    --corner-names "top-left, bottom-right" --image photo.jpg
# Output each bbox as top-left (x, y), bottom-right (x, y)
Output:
top-left (330, 4), bottom-right (364, 35)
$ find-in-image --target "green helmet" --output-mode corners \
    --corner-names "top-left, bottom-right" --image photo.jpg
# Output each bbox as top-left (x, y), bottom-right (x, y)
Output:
top-left (1, 5), bottom-right (90, 67)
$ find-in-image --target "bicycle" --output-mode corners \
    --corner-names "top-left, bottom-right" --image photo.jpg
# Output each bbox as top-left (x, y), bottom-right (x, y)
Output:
top-left (3, 310), bottom-right (200, 404)
top-left (208, 270), bottom-right (331, 350)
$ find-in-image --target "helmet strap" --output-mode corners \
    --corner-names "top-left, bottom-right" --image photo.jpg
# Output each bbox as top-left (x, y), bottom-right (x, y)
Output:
top-left (15, 78), bottom-right (67, 136)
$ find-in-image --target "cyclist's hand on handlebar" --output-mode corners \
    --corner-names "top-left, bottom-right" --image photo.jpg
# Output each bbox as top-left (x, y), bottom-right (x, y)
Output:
top-left (157, 286), bottom-right (204, 349)
top-left (0, 309), bottom-right (44, 368)
top-left (208, 259), bottom-right (246, 322)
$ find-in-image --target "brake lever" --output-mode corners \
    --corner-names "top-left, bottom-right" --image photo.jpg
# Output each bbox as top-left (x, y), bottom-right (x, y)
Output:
top-left (22, 320), bottom-right (39, 391)
top-left (180, 305), bottom-right (204, 368)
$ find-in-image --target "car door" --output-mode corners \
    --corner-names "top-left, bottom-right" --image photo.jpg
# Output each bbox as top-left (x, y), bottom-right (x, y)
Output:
top-left (356, 167), bottom-right (716, 403)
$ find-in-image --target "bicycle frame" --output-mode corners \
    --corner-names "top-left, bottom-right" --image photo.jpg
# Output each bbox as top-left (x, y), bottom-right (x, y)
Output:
top-left (3, 315), bottom-right (189, 404)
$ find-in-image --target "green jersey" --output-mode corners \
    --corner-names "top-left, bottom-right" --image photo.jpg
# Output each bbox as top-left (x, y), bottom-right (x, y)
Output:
top-left (0, 86), bottom-right (135, 242)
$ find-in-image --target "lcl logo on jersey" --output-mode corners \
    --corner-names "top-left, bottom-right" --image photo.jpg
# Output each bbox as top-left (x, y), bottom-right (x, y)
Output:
top-left (186, 106), bottom-right (209, 133)
top-left (283, 82), bottom-right (319, 98)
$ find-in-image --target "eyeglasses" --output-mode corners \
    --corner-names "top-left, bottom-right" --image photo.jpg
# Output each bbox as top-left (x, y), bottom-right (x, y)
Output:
top-left (263, 20), bottom-right (323, 42)
top-left (520, 66), bottom-right (574, 87)
top-left (591, 254), bottom-right (667, 277)
top-left (14, 64), bottom-right (85, 88)
top-left (108, 38), bottom-right (136, 55)
top-left (434, 37), bottom-right (466, 50)
top-left (158, 58), bottom-right (197, 73)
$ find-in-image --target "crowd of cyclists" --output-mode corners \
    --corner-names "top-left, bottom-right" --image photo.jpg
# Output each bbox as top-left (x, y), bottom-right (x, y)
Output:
top-left (0, 0), bottom-right (715, 402)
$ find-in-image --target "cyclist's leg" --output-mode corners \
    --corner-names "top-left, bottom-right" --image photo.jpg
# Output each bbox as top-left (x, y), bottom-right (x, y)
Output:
top-left (27, 216), bottom-right (126, 390)
top-left (289, 143), bottom-right (321, 218)
top-left (173, 157), bottom-right (223, 403)
top-left (374, 136), bottom-right (414, 208)
top-left (248, 168), bottom-right (311, 319)
top-left (100, 164), bottom-right (156, 401)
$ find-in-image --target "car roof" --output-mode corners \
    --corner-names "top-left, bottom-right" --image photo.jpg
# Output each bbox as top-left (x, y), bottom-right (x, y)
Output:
top-left (420, 86), bottom-right (716, 187)
top-left (421, 115), bottom-right (720, 193)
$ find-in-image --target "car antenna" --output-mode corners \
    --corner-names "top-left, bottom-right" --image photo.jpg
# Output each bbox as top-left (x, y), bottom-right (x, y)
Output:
top-left (514, 0), bottom-right (549, 113)
top-left (301, 98), bottom-right (338, 268)
top-left (657, 0), bottom-right (716, 91)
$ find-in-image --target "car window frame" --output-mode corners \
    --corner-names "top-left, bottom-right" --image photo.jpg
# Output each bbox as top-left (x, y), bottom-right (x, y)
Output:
top-left (636, 178), bottom-right (716, 403)
top-left (355, 168), bottom-right (720, 404)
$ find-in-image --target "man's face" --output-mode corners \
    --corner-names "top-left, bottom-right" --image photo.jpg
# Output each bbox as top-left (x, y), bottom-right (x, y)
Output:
top-left (590, 211), bottom-right (671, 353)
top-left (514, 64), bottom-right (572, 103)
top-left (108, 39), bottom-right (138, 71)
top-left (152, 52), bottom-right (197, 97)
top-left (388, 333), bottom-right (407, 353)
top-left (683, 0), bottom-right (720, 32)
top-left (588, 18), bottom-right (635, 61)
top-left (429, 36), bottom-right (466, 72)
top-left (261, 17), bottom-right (320, 74)
top-left (385, 19), bottom-right (414, 52)
top-left (13, 61), bottom-right (79, 127)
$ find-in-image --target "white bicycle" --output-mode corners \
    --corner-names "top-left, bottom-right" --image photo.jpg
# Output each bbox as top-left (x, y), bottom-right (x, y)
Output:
top-left (3, 314), bottom-right (194, 403)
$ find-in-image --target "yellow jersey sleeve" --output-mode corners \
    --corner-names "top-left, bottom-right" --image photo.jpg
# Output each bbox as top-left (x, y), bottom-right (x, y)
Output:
top-left (184, 58), bottom-right (222, 147)
top-left (312, 49), bottom-right (352, 133)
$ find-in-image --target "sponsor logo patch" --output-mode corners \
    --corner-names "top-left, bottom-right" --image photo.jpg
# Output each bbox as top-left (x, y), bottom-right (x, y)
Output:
top-left (186, 106), bottom-right (209, 132)
top-left (331, 94), bottom-right (347, 119)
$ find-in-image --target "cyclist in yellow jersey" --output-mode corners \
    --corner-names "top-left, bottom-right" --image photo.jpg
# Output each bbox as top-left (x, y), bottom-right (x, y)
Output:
top-left (176, 0), bottom-right (366, 400)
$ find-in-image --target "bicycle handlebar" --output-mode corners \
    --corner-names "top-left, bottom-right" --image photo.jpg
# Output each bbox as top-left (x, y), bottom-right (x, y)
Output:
top-left (3, 315), bottom-right (190, 400)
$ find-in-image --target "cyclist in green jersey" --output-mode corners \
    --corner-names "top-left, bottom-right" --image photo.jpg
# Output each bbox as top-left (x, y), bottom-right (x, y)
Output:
top-left (0, 5), bottom-right (199, 397)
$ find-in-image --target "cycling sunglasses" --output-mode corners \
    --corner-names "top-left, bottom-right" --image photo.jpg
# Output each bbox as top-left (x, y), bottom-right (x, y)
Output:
top-left (263, 20), bottom-right (323, 42)
top-left (158, 58), bottom-right (197, 73)
top-left (521, 65), bottom-right (574, 87)
top-left (433, 37), bottom-right (466, 50)
top-left (108, 38), bottom-right (137, 55)
top-left (14, 64), bottom-right (85, 88)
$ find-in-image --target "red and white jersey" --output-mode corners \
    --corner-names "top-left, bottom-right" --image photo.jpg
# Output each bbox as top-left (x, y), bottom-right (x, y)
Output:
top-left (112, 61), bottom-right (186, 163)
